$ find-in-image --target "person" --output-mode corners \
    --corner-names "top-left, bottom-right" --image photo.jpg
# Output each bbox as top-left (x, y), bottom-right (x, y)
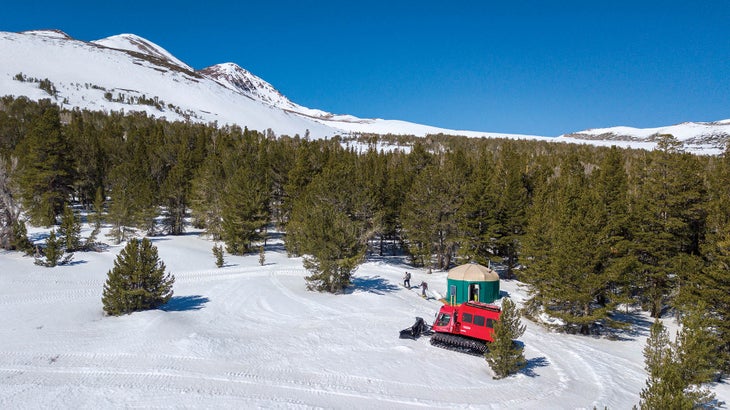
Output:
top-left (421, 281), bottom-right (428, 298)
top-left (403, 271), bottom-right (411, 288)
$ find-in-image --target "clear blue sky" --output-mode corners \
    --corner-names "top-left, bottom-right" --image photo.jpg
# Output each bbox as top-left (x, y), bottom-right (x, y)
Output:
top-left (3, 1), bottom-right (730, 136)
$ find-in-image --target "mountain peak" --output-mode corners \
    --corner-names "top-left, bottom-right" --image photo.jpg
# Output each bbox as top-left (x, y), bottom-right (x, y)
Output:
top-left (200, 63), bottom-right (291, 106)
top-left (20, 29), bottom-right (72, 40)
top-left (92, 33), bottom-right (192, 71)
top-left (199, 62), bottom-right (333, 119)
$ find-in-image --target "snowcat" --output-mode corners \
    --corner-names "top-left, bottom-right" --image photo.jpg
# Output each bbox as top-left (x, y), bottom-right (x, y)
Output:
top-left (429, 301), bottom-right (501, 354)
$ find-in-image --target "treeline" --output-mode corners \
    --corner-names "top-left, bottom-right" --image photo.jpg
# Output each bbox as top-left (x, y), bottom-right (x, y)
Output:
top-left (0, 96), bottom-right (727, 373)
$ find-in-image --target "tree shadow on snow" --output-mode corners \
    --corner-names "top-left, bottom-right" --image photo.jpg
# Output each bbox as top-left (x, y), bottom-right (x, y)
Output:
top-left (147, 237), bottom-right (171, 243)
top-left (265, 242), bottom-right (287, 254)
top-left (160, 295), bottom-right (210, 312)
top-left (601, 310), bottom-right (655, 341)
top-left (347, 276), bottom-right (400, 295)
top-left (520, 356), bottom-right (550, 377)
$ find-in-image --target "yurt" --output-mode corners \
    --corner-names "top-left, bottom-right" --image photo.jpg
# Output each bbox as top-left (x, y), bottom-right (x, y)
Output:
top-left (446, 263), bottom-right (500, 305)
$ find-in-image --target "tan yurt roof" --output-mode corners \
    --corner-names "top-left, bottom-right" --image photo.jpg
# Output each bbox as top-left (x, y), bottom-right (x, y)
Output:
top-left (447, 263), bottom-right (499, 282)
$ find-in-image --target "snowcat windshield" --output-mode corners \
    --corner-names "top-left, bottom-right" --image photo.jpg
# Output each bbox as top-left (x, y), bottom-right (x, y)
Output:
top-left (435, 313), bottom-right (451, 327)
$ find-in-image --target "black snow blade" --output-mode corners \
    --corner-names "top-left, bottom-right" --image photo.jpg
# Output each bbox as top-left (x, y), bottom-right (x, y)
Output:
top-left (399, 317), bottom-right (431, 339)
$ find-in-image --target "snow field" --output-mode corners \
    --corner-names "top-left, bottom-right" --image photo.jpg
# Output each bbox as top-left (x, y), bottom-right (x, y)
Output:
top-left (0, 227), bottom-right (728, 408)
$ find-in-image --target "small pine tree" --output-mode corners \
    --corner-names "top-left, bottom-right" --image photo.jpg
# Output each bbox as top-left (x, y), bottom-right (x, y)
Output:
top-left (10, 220), bottom-right (34, 254)
top-left (35, 230), bottom-right (63, 268)
top-left (79, 188), bottom-right (103, 251)
top-left (58, 204), bottom-right (81, 252)
top-left (485, 298), bottom-right (527, 379)
top-left (259, 245), bottom-right (265, 266)
top-left (675, 304), bottom-right (721, 385)
top-left (102, 238), bottom-right (175, 315)
top-left (639, 319), bottom-right (715, 409)
top-left (91, 187), bottom-right (104, 230)
top-left (212, 244), bottom-right (224, 268)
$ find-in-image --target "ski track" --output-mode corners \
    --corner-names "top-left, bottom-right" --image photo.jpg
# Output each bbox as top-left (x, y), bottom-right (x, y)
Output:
top-left (0, 351), bottom-right (481, 408)
top-left (2, 239), bottom-right (725, 408)
top-left (0, 263), bottom-right (512, 408)
top-left (0, 288), bottom-right (99, 306)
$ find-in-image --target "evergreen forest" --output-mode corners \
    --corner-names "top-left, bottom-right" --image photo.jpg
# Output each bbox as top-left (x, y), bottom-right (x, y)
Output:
top-left (0, 96), bottom-right (728, 376)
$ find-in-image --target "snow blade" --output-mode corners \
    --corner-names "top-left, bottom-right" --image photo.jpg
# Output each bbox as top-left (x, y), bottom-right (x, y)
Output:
top-left (399, 317), bottom-right (430, 339)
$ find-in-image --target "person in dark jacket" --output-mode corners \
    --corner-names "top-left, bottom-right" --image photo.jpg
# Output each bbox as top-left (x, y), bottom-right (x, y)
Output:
top-left (403, 271), bottom-right (411, 288)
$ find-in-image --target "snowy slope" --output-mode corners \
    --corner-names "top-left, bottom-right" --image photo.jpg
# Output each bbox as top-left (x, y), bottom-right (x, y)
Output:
top-left (0, 29), bottom-right (575, 145)
top-left (561, 121), bottom-right (730, 154)
top-left (0, 225), bottom-right (727, 408)
top-left (92, 33), bottom-right (194, 72)
top-left (1, 29), bottom-right (728, 153)
top-left (200, 62), bottom-right (332, 119)
top-left (0, 30), bottom-right (337, 138)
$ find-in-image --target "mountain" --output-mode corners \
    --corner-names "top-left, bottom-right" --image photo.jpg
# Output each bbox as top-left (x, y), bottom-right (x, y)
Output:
top-left (92, 33), bottom-right (194, 72)
top-left (199, 62), bottom-right (331, 119)
top-left (561, 121), bottom-right (730, 154)
top-left (0, 30), bottom-right (335, 138)
top-left (1, 29), bottom-right (727, 153)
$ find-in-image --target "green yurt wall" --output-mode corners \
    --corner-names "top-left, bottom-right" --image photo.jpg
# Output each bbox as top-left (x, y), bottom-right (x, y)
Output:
top-left (446, 263), bottom-right (500, 305)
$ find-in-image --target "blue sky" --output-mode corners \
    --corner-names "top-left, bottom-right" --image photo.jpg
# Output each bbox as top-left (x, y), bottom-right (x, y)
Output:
top-left (3, 1), bottom-right (730, 136)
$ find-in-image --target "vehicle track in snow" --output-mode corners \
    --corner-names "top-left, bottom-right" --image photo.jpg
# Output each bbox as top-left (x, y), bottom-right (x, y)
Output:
top-left (0, 350), bottom-right (497, 408)
top-left (0, 288), bottom-right (99, 306)
top-left (0, 247), bottom-right (670, 408)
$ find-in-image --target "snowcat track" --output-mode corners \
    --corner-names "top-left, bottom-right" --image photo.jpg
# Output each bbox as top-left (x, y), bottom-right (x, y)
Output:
top-left (430, 332), bottom-right (487, 356)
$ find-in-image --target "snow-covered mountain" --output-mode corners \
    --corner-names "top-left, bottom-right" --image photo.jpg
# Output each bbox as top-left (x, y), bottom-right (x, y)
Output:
top-left (92, 33), bottom-right (194, 72)
top-left (1, 29), bottom-right (728, 153)
top-left (561, 121), bottom-right (730, 154)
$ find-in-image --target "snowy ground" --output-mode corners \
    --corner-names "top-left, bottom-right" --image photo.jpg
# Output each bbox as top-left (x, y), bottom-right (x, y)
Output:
top-left (1, 227), bottom-right (728, 409)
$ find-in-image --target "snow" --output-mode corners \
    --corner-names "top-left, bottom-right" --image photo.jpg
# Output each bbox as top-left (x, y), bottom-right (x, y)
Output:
top-left (20, 29), bottom-right (72, 40)
top-left (1, 29), bottom-right (728, 153)
top-left (576, 122), bottom-right (730, 140)
top-left (92, 34), bottom-right (194, 72)
top-left (0, 31), bottom-right (337, 139)
top-left (1, 225), bottom-right (727, 408)
top-left (562, 121), bottom-right (730, 155)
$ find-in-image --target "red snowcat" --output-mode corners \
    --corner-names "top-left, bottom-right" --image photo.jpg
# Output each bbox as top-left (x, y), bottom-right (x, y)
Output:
top-left (399, 301), bottom-right (502, 354)
top-left (429, 301), bottom-right (501, 354)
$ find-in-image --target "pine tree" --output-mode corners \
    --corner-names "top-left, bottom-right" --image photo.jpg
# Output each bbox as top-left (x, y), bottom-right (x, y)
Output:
top-left (160, 147), bottom-right (192, 236)
top-left (486, 144), bottom-right (528, 278)
top-left (674, 305), bottom-right (721, 385)
top-left (281, 140), bottom-right (329, 227)
top-left (212, 244), bottom-right (224, 268)
top-left (630, 135), bottom-right (708, 317)
top-left (67, 112), bottom-right (105, 208)
top-left (10, 219), bottom-right (34, 254)
top-left (90, 186), bottom-right (105, 231)
top-left (38, 229), bottom-right (62, 267)
top-left (14, 103), bottom-right (74, 226)
top-left (678, 147), bottom-right (730, 373)
top-left (485, 298), bottom-right (527, 379)
top-left (639, 319), bottom-right (715, 409)
top-left (190, 149), bottom-right (226, 237)
top-left (592, 147), bottom-right (634, 310)
top-left (288, 158), bottom-right (367, 293)
top-left (298, 198), bottom-right (365, 292)
top-left (0, 156), bottom-right (28, 251)
top-left (220, 164), bottom-right (269, 254)
top-left (400, 160), bottom-right (464, 270)
top-left (58, 204), bottom-right (81, 252)
top-left (522, 153), bottom-right (616, 333)
top-left (456, 147), bottom-right (496, 264)
top-left (102, 238), bottom-right (174, 315)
